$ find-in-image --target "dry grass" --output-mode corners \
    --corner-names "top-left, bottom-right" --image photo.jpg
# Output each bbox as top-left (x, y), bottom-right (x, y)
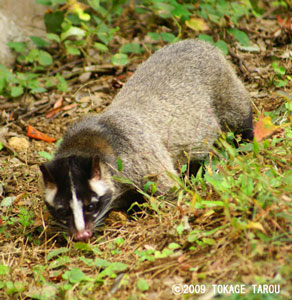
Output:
top-left (1, 1), bottom-right (292, 299)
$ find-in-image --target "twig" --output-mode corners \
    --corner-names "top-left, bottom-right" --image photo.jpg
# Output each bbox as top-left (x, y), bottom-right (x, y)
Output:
top-left (48, 59), bottom-right (83, 76)
top-left (228, 49), bottom-right (251, 79)
top-left (18, 100), bottom-right (55, 120)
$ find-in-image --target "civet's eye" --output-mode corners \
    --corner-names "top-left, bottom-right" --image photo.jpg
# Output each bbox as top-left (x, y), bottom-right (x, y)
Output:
top-left (85, 202), bottom-right (98, 213)
top-left (56, 207), bottom-right (70, 218)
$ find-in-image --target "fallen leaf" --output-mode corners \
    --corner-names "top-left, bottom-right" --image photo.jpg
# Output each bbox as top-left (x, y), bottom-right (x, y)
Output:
top-left (180, 263), bottom-right (192, 271)
top-left (34, 212), bottom-right (50, 227)
top-left (246, 221), bottom-right (266, 233)
top-left (27, 125), bottom-right (56, 143)
top-left (53, 96), bottom-right (63, 109)
top-left (178, 253), bottom-right (187, 264)
top-left (62, 103), bottom-right (77, 111)
top-left (185, 17), bottom-right (209, 32)
top-left (254, 114), bottom-right (280, 141)
top-left (46, 107), bottom-right (62, 118)
top-left (276, 15), bottom-right (292, 31)
top-left (46, 97), bottom-right (63, 118)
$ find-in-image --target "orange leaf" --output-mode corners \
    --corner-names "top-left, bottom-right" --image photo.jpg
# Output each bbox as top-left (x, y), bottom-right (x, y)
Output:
top-left (46, 97), bottom-right (63, 118)
top-left (54, 96), bottom-right (63, 109)
top-left (254, 114), bottom-right (279, 142)
top-left (277, 15), bottom-right (292, 31)
top-left (46, 107), bottom-right (62, 118)
top-left (27, 125), bottom-right (56, 143)
top-left (62, 103), bottom-right (77, 111)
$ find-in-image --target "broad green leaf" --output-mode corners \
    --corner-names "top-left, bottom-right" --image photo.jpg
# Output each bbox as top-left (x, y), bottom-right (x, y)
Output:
top-left (1, 196), bottom-right (16, 207)
top-left (61, 26), bottom-right (85, 41)
top-left (154, 248), bottom-right (173, 258)
top-left (180, 164), bottom-right (187, 174)
top-left (47, 247), bottom-right (69, 261)
top-left (176, 222), bottom-right (185, 235)
top-left (56, 73), bottom-right (68, 92)
top-left (26, 284), bottom-right (58, 299)
top-left (198, 34), bottom-right (214, 45)
top-left (94, 42), bottom-right (109, 52)
top-left (30, 36), bottom-right (50, 48)
top-left (94, 258), bottom-right (111, 268)
top-left (44, 11), bottom-right (64, 34)
top-left (31, 87), bottom-right (47, 94)
top-left (6, 281), bottom-right (25, 295)
top-left (115, 237), bottom-right (125, 246)
top-left (88, 0), bottom-right (100, 11)
top-left (46, 33), bottom-right (61, 43)
top-left (272, 62), bottom-right (286, 75)
top-left (188, 231), bottom-right (199, 243)
top-left (215, 40), bottom-right (229, 55)
top-left (137, 278), bottom-right (149, 291)
top-left (10, 86), bottom-right (24, 97)
top-left (0, 265), bottom-right (10, 275)
top-left (74, 242), bottom-right (93, 252)
top-left (147, 32), bottom-right (160, 41)
top-left (7, 42), bottom-right (26, 53)
top-left (154, 2), bottom-right (174, 18)
top-left (62, 267), bottom-right (91, 283)
top-left (111, 53), bottom-right (129, 66)
top-left (49, 256), bottom-right (71, 269)
top-left (105, 262), bottom-right (128, 273)
top-left (120, 43), bottom-right (143, 54)
top-left (79, 257), bottom-right (94, 267)
top-left (168, 243), bottom-right (181, 250)
top-left (66, 46), bottom-right (80, 56)
top-left (38, 50), bottom-right (53, 66)
top-left (202, 238), bottom-right (216, 245)
top-left (161, 32), bottom-right (176, 43)
top-left (228, 28), bottom-right (250, 46)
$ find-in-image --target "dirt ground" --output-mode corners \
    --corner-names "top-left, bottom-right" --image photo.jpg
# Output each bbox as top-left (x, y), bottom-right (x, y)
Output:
top-left (0, 8), bottom-right (292, 300)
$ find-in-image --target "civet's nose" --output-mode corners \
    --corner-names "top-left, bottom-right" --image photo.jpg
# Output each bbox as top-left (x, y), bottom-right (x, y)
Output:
top-left (73, 229), bottom-right (92, 241)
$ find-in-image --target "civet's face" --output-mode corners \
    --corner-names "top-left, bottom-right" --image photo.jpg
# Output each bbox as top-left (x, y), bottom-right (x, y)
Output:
top-left (40, 156), bottom-right (113, 241)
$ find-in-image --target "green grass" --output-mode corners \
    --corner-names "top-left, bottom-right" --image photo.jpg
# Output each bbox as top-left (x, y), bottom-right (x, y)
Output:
top-left (0, 102), bottom-right (291, 299)
top-left (0, 1), bottom-right (291, 298)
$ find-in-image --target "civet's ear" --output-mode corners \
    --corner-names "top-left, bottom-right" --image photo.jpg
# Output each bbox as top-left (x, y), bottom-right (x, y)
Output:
top-left (40, 163), bottom-right (55, 185)
top-left (91, 156), bottom-right (101, 180)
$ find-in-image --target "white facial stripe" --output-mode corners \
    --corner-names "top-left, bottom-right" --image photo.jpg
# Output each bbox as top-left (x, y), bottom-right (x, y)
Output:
top-left (69, 171), bottom-right (85, 232)
top-left (44, 187), bottom-right (57, 207)
top-left (89, 179), bottom-right (109, 197)
top-left (70, 186), bottom-right (85, 232)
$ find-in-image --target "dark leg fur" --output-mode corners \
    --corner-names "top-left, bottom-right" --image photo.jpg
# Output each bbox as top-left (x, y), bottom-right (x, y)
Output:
top-left (238, 111), bottom-right (254, 141)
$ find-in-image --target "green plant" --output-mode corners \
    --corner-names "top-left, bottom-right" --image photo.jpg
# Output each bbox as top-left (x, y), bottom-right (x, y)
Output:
top-left (0, 63), bottom-right (67, 98)
top-left (197, 0), bottom-right (252, 25)
top-left (272, 61), bottom-right (290, 87)
top-left (134, 242), bottom-right (181, 262)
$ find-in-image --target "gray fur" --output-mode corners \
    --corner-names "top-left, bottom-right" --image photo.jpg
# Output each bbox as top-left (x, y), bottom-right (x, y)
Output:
top-left (59, 39), bottom-right (252, 191)
top-left (41, 39), bottom-right (253, 238)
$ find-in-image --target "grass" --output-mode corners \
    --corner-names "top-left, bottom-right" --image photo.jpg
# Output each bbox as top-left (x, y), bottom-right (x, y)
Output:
top-left (0, 101), bottom-right (291, 299)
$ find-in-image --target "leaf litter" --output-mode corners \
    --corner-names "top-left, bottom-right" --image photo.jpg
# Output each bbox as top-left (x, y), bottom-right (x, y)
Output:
top-left (0, 2), bottom-right (292, 299)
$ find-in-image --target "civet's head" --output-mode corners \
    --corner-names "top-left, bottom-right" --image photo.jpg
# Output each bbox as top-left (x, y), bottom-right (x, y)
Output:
top-left (40, 156), bottom-right (113, 241)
